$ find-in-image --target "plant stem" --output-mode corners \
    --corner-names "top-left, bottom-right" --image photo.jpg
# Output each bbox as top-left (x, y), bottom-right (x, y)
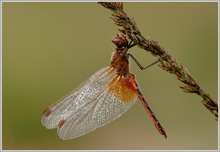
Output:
top-left (98, 2), bottom-right (218, 120)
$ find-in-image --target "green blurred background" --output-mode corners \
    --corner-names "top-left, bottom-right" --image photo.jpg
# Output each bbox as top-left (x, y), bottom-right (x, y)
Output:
top-left (2, 2), bottom-right (218, 150)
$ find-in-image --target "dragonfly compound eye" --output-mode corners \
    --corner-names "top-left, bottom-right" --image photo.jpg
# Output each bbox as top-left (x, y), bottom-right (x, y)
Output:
top-left (111, 33), bottom-right (128, 48)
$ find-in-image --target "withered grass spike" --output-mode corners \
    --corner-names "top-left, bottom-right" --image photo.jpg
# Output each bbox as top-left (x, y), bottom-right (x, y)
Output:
top-left (98, 2), bottom-right (117, 10)
top-left (99, 2), bottom-right (218, 120)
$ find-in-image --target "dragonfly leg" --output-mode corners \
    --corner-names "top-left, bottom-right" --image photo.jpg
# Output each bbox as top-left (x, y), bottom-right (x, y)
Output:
top-left (129, 53), bottom-right (164, 70)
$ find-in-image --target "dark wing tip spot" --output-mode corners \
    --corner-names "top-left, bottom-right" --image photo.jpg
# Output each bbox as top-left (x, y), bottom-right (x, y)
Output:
top-left (58, 120), bottom-right (66, 128)
top-left (43, 108), bottom-right (52, 117)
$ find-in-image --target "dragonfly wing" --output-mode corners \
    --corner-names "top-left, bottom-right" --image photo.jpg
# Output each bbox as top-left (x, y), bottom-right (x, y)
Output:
top-left (57, 76), bottom-right (138, 140)
top-left (41, 66), bottom-right (116, 129)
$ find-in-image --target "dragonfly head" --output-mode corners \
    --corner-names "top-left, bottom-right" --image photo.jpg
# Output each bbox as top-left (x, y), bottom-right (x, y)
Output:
top-left (111, 33), bottom-right (128, 48)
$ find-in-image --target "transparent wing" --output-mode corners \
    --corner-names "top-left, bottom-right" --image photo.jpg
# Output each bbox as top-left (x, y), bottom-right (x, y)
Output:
top-left (41, 66), bottom-right (116, 129)
top-left (57, 76), bottom-right (138, 140)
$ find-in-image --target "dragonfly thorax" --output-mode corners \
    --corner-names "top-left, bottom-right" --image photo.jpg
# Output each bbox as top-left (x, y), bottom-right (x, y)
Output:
top-left (111, 47), bottom-right (130, 76)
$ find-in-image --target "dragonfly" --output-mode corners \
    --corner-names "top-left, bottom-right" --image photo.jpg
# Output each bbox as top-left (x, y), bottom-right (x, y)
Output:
top-left (41, 33), bottom-right (167, 140)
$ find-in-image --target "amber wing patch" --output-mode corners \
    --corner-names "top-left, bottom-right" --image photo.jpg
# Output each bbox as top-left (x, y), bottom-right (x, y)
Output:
top-left (107, 75), bottom-right (136, 103)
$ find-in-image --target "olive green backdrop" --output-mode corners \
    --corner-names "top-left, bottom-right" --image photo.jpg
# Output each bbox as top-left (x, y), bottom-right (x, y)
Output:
top-left (2, 2), bottom-right (218, 150)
